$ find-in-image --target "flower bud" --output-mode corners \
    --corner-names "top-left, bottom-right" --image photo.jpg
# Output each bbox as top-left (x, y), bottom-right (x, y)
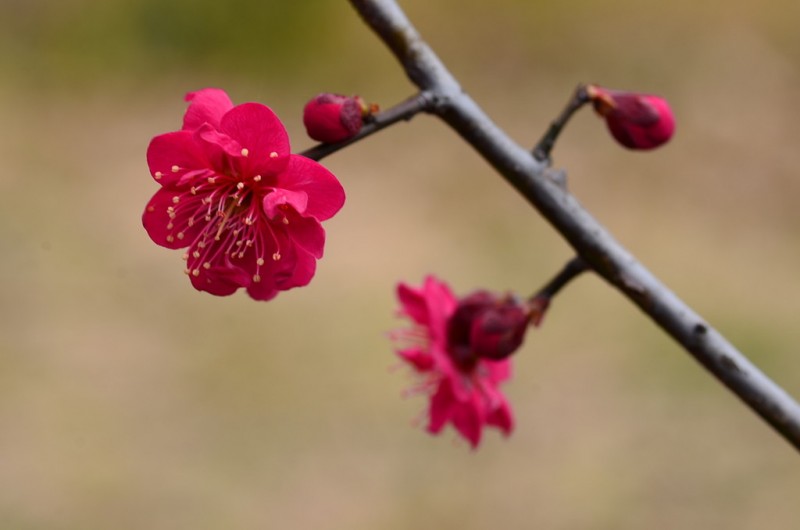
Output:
top-left (302, 93), bottom-right (370, 143)
top-left (447, 291), bottom-right (531, 364)
top-left (586, 85), bottom-right (675, 150)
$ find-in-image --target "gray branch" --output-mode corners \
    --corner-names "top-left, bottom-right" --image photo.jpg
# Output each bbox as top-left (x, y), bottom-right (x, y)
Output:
top-left (349, 0), bottom-right (800, 451)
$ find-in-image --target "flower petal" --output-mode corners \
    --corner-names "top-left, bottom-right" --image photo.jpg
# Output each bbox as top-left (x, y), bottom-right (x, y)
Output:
top-left (183, 88), bottom-right (234, 131)
top-left (397, 282), bottom-right (430, 326)
top-left (422, 276), bottom-right (457, 341)
top-left (219, 103), bottom-right (291, 176)
top-left (142, 188), bottom-right (202, 250)
top-left (427, 380), bottom-right (455, 434)
top-left (147, 131), bottom-right (208, 186)
top-left (196, 123), bottom-right (244, 158)
top-left (275, 156), bottom-right (345, 221)
top-left (263, 189), bottom-right (309, 219)
top-left (286, 214), bottom-right (325, 259)
top-left (397, 347), bottom-right (435, 372)
top-left (276, 247), bottom-right (317, 290)
top-left (189, 262), bottom-right (250, 296)
top-left (486, 398), bottom-right (514, 435)
top-left (450, 396), bottom-right (485, 448)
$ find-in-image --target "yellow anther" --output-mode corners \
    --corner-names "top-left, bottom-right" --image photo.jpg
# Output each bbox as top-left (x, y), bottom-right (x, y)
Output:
top-left (191, 269), bottom-right (200, 277)
top-left (241, 148), bottom-right (249, 157)
top-left (253, 274), bottom-right (261, 283)
top-left (203, 262), bottom-right (211, 270)
top-left (269, 151), bottom-right (278, 159)
top-left (272, 252), bottom-right (281, 261)
top-left (171, 165), bottom-right (180, 173)
top-left (177, 232), bottom-right (185, 240)
top-left (192, 251), bottom-right (200, 258)
top-left (237, 182), bottom-right (245, 190)
top-left (154, 171), bottom-right (163, 180)
top-left (172, 196), bottom-right (180, 204)
top-left (256, 258), bottom-right (265, 266)
top-left (253, 175), bottom-right (262, 182)
top-left (166, 235), bottom-right (175, 243)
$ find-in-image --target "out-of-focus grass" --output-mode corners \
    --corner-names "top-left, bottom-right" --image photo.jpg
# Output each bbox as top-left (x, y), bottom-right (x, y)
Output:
top-left (1, 1), bottom-right (799, 529)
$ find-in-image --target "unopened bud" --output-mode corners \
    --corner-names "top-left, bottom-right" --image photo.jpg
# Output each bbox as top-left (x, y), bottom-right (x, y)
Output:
top-left (586, 84), bottom-right (675, 150)
top-left (447, 291), bottom-right (531, 364)
top-left (302, 93), bottom-right (372, 143)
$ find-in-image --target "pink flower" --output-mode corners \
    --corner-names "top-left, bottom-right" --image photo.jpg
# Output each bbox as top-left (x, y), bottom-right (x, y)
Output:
top-left (587, 84), bottom-right (675, 150)
top-left (143, 88), bottom-right (345, 301)
top-left (393, 276), bottom-right (527, 448)
top-left (302, 93), bottom-right (369, 143)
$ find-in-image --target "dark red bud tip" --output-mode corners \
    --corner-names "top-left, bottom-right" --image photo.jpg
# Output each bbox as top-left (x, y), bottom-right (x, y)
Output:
top-left (303, 93), bottom-right (372, 144)
top-left (586, 84), bottom-right (675, 150)
top-left (469, 302), bottom-right (531, 360)
top-left (447, 291), bottom-right (531, 364)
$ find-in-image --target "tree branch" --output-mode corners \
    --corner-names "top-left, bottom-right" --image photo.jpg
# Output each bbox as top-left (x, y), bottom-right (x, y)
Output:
top-left (349, 0), bottom-right (800, 451)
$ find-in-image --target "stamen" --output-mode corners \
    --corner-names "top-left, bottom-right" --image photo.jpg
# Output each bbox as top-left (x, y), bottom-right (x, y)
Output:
top-left (172, 196), bottom-right (180, 204)
top-left (166, 235), bottom-right (175, 243)
top-left (269, 151), bottom-right (278, 158)
top-left (203, 262), bottom-right (211, 270)
top-left (256, 258), bottom-right (265, 266)
top-left (253, 175), bottom-right (262, 182)
top-left (253, 274), bottom-right (261, 283)
top-left (154, 171), bottom-right (163, 180)
top-left (273, 252), bottom-right (281, 261)
top-left (191, 269), bottom-right (200, 277)
top-left (282, 217), bottom-right (289, 225)
top-left (171, 165), bottom-right (180, 173)
top-left (176, 232), bottom-right (185, 240)
top-left (182, 253), bottom-right (189, 261)
top-left (241, 148), bottom-right (249, 157)
top-left (236, 182), bottom-right (245, 190)
top-left (208, 176), bottom-right (217, 184)
top-left (192, 251), bottom-right (200, 258)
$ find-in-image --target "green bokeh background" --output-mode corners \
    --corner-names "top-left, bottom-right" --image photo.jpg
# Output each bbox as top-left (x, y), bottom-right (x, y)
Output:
top-left (1, 1), bottom-right (799, 528)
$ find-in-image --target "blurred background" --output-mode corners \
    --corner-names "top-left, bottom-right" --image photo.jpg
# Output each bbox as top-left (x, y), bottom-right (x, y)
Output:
top-left (1, 0), bottom-right (799, 528)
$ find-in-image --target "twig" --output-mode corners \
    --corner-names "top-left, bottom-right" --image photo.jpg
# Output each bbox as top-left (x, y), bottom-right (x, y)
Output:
top-left (348, 0), bottom-right (800, 451)
top-left (532, 84), bottom-right (590, 162)
top-left (532, 256), bottom-right (588, 301)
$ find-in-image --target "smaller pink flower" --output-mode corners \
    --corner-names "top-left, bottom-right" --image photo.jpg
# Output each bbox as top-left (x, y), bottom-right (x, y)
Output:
top-left (587, 84), bottom-right (675, 150)
top-left (302, 93), bottom-right (370, 143)
top-left (392, 276), bottom-right (530, 448)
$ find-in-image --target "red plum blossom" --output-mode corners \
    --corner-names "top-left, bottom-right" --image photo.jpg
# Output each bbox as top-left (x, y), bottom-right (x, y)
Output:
top-left (392, 276), bottom-right (532, 448)
top-left (143, 88), bottom-right (345, 301)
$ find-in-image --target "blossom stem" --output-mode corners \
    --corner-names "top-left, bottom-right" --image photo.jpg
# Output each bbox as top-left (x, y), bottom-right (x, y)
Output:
top-left (532, 84), bottom-right (590, 163)
top-left (531, 256), bottom-right (588, 302)
top-left (300, 91), bottom-right (436, 161)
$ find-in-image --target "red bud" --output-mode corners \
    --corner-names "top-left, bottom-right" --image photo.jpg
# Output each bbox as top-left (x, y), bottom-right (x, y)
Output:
top-left (302, 93), bottom-right (368, 143)
top-left (587, 85), bottom-right (675, 150)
